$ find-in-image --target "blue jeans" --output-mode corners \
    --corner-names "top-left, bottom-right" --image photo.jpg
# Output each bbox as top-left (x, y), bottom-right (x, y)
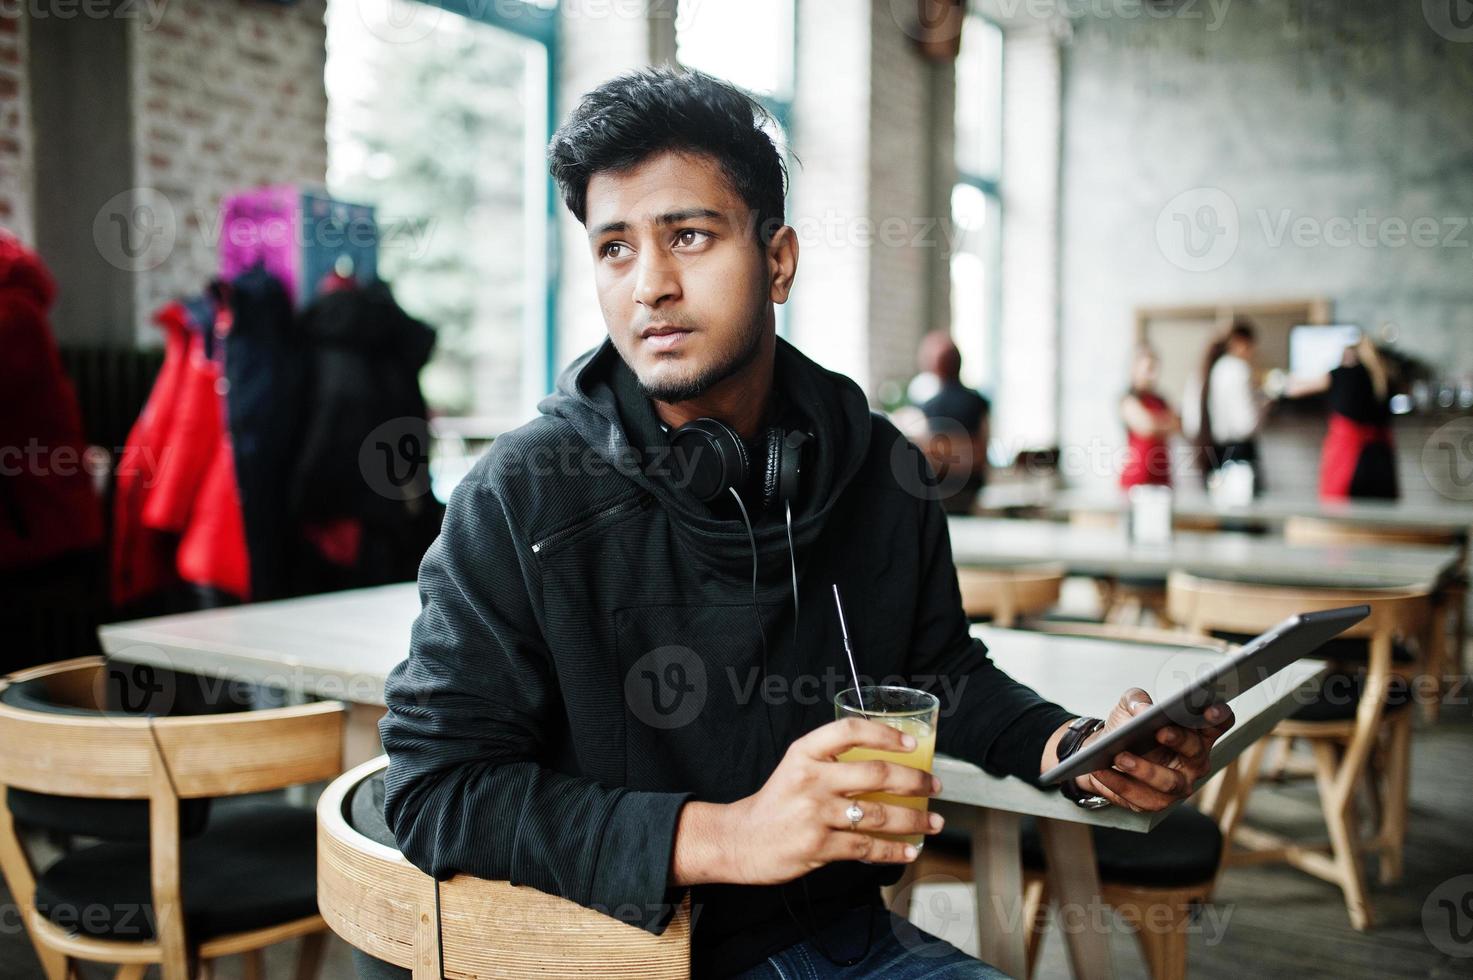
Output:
top-left (730, 905), bottom-right (1010, 980)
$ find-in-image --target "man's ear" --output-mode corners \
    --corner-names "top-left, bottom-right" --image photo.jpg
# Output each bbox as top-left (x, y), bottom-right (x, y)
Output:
top-left (766, 225), bottom-right (799, 304)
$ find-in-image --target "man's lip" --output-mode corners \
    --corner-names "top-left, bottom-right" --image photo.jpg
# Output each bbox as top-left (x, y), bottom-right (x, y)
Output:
top-left (641, 325), bottom-right (692, 338)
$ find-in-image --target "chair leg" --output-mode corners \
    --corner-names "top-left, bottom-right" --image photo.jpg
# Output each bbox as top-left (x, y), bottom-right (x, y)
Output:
top-left (1311, 739), bottom-right (1373, 930)
top-left (242, 949), bottom-right (265, 980)
top-left (1134, 908), bottom-right (1191, 980)
top-left (1022, 877), bottom-right (1049, 979)
top-left (295, 931), bottom-right (328, 980)
top-left (115, 965), bottom-right (148, 980)
top-left (294, 931), bottom-right (329, 978)
top-left (1377, 712), bottom-right (1413, 886)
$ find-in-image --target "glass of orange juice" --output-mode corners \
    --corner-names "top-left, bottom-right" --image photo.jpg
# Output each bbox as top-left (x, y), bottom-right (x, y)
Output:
top-left (834, 686), bottom-right (940, 851)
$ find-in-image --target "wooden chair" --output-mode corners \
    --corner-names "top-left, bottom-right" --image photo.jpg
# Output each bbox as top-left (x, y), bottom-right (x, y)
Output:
top-left (1166, 571), bottom-right (1432, 930)
top-left (1284, 515), bottom-right (1467, 721)
top-left (318, 756), bottom-right (693, 979)
top-left (889, 623), bottom-right (1241, 980)
top-left (955, 564), bottom-right (1065, 627)
top-left (0, 656), bottom-right (344, 980)
top-left (893, 797), bottom-right (1236, 980)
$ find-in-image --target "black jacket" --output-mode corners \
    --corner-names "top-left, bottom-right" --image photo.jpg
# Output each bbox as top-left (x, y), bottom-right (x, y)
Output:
top-left (379, 337), bottom-right (1074, 977)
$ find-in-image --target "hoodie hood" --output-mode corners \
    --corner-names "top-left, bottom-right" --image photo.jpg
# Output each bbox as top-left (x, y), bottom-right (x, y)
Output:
top-left (537, 336), bottom-right (874, 566)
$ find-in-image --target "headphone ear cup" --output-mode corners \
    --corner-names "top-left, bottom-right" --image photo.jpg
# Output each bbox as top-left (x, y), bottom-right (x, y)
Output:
top-left (760, 426), bottom-right (783, 514)
top-left (777, 430), bottom-right (811, 514)
top-left (670, 418), bottom-right (749, 503)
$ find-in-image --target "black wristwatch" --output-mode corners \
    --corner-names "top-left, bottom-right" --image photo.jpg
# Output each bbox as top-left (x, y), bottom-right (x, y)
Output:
top-left (1056, 716), bottom-right (1111, 810)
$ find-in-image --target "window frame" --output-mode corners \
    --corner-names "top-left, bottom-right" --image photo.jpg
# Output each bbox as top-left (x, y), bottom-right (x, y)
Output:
top-left (952, 13), bottom-right (1004, 397)
top-left (410, 0), bottom-right (562, 400)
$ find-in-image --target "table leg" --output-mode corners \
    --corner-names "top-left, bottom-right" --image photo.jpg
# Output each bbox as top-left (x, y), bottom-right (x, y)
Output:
top-left (968, 808), bottom-right (1028, 978)
top-left (1038, 817), bottom-right (1115, 980)
top-left (345, 703), bottom-right (388, 767)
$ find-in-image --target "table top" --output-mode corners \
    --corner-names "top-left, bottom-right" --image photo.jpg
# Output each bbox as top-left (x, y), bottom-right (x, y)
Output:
top-left (982, 484), bottom-right (1472, 536)
top-left (947, 515), bottom-right (1463, 589)
top-left (103, 589), bottom-right (1323, 833)
top-left (931, 625), bottom-right (1326, 832)
top-left (100, 583), bottom-right (420, 706)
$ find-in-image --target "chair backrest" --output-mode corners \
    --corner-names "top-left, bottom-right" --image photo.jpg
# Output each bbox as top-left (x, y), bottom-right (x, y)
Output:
top-left (0, 658), bottom-right (345, 801)
top-left (955, 564), bottom-right (1065, 627)
top-left (0, 657), bottom-right (345, 980)
top-left (1165, 571), bottom-right (1430, 646)
top-left (317, 757), bottom-right (693, 980)
top-left (1283, 516), bottom-right (1466, 552)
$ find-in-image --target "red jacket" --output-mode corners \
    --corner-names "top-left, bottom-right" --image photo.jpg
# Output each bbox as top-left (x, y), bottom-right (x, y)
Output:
top-left (112, 302), bottom-right (250, 605)
top-left (0, 234), bottom-right (103, 572)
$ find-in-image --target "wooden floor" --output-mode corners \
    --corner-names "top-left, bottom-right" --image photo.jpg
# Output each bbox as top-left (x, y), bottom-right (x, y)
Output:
top-left (2, 685), bottom-right (1471, 978)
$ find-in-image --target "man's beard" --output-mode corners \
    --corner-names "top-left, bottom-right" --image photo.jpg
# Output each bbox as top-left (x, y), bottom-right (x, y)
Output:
top-left (636, 315), bottom-right (766, 404)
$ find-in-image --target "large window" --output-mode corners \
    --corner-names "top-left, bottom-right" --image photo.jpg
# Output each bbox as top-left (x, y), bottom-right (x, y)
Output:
top-left (325, 0), bottom-right (555, 431)
top-left (951, 16), bottom-right (1003, 395)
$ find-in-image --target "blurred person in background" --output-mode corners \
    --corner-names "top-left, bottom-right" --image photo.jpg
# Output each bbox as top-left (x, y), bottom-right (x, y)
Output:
top-left (1183, 318), bottom-right (1266, 492)
top-left (1118, 344), bottom-right (1179, 491)
top-left (1277, 335), bottom-right (1398, 501)
top-left (914, 331), bottom-right (990, 514)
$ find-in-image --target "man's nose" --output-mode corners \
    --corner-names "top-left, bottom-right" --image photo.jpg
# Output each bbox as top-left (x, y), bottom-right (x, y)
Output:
top-left (632, 251), bottom-right (680, 308)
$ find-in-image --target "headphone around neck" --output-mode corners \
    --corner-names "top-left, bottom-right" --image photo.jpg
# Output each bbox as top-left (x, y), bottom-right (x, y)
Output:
top-left (668, 418), bottom-right (813, 516)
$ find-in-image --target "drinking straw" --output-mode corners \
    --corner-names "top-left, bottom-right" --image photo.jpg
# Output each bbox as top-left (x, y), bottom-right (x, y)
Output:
top-left (831, 584), bottom-right (868, 718)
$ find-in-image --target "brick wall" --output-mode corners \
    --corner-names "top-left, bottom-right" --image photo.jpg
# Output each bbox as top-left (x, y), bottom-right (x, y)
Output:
top-left (131, 0), bottom-right (329, 337)
top-left (0, 5), bottom-right (31, 243)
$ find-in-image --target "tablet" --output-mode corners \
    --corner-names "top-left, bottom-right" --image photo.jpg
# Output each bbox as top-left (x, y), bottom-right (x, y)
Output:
top-left (1039, 604), bottom-right (1369, 786)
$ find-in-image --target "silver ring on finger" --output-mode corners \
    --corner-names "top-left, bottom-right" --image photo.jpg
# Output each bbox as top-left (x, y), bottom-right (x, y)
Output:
top-left (845, 802), bottom-right (864, 831)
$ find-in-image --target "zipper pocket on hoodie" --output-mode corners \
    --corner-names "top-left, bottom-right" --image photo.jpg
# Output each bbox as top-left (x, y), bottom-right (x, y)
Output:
top-left (530, 493), bottom-right (652, 555)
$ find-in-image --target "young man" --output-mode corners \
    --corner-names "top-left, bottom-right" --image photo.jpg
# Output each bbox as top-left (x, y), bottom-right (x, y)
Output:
top-left (380, 67), bottom-right (1233, 979)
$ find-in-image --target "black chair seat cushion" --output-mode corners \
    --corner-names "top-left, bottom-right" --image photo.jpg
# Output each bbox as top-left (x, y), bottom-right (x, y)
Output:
top-left (1290, 671), bottom-right (1412, 722)
top-left (1019, 806), bottom-right (1222, 887)
top-left (33, 801), bottom-right (316, 942)
top-left (346, 772), bottom-right (396, 848)
top-left (930, 805), bottom-right (1222, 888)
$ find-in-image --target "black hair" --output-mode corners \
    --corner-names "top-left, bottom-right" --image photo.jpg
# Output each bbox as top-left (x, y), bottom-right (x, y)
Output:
top-left (547, 66), bottom-right (788, 246)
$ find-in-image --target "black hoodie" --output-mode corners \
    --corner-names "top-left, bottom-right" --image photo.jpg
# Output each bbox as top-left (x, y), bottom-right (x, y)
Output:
top-left (379, 337), bottom-right (1074, 977)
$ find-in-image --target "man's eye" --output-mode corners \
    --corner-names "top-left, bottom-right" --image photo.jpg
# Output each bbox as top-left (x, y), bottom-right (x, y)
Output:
top-left (600, 242), bottom-right (627, 259)
top-left (674, 229), bottom-right (708, 248)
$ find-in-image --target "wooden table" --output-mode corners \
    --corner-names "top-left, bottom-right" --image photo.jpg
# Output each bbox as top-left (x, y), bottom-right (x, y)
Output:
top-left (99, 584), bottom-right (419, 765)
top-left (102, 587), bottom-right (1329, 978)
top-left (947, 516), bottom-right (1463, 590)
top-left (931, 625), bottom-right (1327, 980)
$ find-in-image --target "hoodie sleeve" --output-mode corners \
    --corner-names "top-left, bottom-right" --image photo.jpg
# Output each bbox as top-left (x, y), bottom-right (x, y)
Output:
top-left (905, 492), bottom-right (1076, 785)
top-left (379, 474), bottom-right (690, 933)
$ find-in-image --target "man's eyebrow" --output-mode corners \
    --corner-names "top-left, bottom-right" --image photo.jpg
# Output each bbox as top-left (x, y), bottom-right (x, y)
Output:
top-left (589, 208), bottom-right (724, 239)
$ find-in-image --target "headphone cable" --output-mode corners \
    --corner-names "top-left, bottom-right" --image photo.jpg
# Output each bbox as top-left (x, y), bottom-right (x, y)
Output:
top-left (729, 488), bottom-right (875, 968)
